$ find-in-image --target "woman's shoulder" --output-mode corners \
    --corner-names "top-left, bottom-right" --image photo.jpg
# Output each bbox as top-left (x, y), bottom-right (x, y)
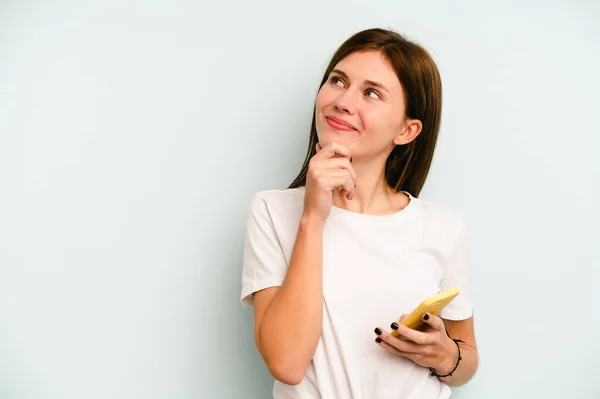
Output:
top-left (253, 186), bottom-right (305, 204)
top-left (411, 194), bottom-right (468, 234)
top-left (247, 186), bottom-right (305, 221)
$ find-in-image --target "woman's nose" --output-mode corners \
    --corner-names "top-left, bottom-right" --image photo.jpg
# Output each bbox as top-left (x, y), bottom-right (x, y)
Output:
top-left (333, 91), bottom-right (357, 114)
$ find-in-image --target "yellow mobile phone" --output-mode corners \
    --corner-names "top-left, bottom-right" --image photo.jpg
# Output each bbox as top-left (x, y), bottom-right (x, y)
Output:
top-left (390, 286), bottom-right (461, 338)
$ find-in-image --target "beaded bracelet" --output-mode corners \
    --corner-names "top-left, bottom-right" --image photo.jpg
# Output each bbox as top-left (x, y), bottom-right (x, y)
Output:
top-left (429, 327), bottom-right (465, 378)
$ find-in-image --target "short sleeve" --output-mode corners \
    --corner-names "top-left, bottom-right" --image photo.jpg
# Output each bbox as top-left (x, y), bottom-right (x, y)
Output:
top-left (438, 221), bottom-right (474, 320)
top-left (240, 194), bottom-right (289, 307)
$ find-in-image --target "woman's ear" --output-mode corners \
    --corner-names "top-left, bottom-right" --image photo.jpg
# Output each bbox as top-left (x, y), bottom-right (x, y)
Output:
top-left (393, 119), bottom-right (423, 145)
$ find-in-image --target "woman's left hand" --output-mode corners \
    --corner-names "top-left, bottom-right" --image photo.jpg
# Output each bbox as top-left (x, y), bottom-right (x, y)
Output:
top-left (374, 313), bottom-right (458, 375)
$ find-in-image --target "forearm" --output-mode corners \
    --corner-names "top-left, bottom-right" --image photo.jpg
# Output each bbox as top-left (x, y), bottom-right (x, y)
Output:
top-left (259, 215), bottom-right (324, 381)
top-left (437, 343), bottom-right (478, 387)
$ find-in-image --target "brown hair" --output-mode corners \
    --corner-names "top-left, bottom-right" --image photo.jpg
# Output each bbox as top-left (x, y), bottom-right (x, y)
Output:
top-left (288, 28), bottom-right (442, 197)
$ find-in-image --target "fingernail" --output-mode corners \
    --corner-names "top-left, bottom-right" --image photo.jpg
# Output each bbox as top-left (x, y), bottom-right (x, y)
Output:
top-left (374, 327), bottom-right (382, 335)
top-left (350, 157), bottom-right (353, 162)
top-left (423, 314), bottom-right (430, 321)
top-left (390, 322), bottom-right (399, 330)
top-left (354, 184), bottom-right (356, 188)
top-left (375, 337), bottom-right (382, 343)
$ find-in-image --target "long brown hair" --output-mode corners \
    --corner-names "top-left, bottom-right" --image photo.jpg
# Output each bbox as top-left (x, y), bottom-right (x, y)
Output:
top-left (288, 28), bottom-right (442, 197)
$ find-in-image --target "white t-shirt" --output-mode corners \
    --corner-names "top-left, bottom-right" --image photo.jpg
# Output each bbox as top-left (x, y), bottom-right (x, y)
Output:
top-left (240, 187), bottom-right (473, 399)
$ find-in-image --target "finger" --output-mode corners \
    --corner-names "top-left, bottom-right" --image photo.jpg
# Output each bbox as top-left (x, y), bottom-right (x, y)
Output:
top-left (339, 188), bottom-right (353, 200)
top-left (327, 158), bottom-right (356, 197)
top-left (375, 337), bottom-right (415, 360)
top-left (341, 175), bottom-right (354, 199)
top-left (315, 141), bottom-right (351, 160)
top-left (322, 158), bottom-right (357, 185)
top-left (390, 314), bottom-right (409, 338)
top-left (422, 313), bottom-right (445, 332)
top-left (340, 187), bottom-right (353, 199)
top-left (325, 171), bottom-right (355, 195)
top-left (376, 328), bottom-right (421, 354)
top-left (326, 172), bottom-right (354, 199)
top-left (391, 321), bottom-right (435, 345)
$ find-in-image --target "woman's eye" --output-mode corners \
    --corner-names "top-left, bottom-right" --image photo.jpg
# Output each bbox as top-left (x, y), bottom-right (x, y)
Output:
top-left (366, 89), bottom-right (380, 99)
top-left (331, 76), bottom-right (344, 87)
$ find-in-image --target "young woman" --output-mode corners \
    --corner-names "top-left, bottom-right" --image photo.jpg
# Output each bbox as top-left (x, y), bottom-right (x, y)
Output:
top-left (240, 28), bottom-right (478, 398)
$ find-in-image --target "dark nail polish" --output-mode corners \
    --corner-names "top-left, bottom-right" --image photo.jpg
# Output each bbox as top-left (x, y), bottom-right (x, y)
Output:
top-left (375, 337), bottom-right (382, 343)
top-left (350, 157), bottom-right (353, 162)
top-left (390, 322), bottom-right (399, 330)
top-left (374, 327), bottom-right (382, 335)
top-left (423, 314), bottom-right (430, 321)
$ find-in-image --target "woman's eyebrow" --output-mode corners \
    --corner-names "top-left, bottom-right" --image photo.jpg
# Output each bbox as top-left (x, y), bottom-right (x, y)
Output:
top-left (331, 68), bottom-right (390, 93)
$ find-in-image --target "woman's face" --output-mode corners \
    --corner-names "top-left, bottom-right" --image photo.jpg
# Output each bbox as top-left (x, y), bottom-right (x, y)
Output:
top-left (315, 50), bottom-right (416, 159)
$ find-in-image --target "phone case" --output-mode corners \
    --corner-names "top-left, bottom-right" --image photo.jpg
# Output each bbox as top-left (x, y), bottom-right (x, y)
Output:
top-left (390, 286), bottom-right (461, 338)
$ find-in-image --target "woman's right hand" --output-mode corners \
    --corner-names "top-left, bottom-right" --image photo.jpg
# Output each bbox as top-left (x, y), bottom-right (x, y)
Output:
top-left (302, 141), bottom-right (357, 224)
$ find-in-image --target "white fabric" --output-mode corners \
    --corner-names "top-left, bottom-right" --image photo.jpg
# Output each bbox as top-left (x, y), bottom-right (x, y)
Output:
top-left (241, 187), bottom-right (473, 399)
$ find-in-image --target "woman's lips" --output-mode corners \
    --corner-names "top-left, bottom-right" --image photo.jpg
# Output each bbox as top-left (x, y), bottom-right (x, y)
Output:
top-left (326, 116), bottom-right (357, 131)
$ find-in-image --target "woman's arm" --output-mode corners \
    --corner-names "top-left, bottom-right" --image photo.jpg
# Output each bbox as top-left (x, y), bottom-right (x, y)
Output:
top-left (252, 215), bottom-right (325, 386)
top-left (435, 317), bottom-right (479, 386)
top-left (251, 142), bottom-right (355, 386)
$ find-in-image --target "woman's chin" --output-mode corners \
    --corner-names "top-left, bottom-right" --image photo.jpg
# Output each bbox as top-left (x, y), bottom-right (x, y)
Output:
top-left (317, 132), bottom-right (359, 149)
